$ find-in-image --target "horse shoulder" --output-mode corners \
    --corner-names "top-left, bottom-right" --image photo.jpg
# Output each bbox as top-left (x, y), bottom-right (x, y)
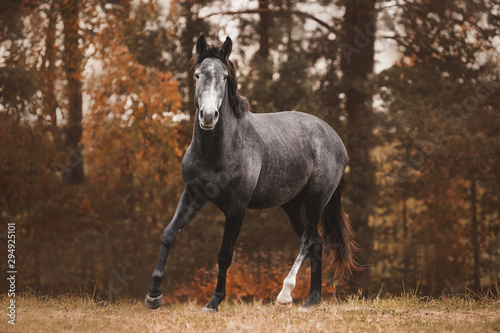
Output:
top-left (180, 145), bottom-right (200, 181)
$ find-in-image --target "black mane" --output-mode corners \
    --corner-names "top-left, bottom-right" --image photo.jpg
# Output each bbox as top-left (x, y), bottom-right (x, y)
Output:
top-left (194, 43), bottom-right (249, 118)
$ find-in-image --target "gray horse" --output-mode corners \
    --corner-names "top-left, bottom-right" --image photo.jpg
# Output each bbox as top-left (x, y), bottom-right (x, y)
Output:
top-left (145, 35), bottom-right (357, 312)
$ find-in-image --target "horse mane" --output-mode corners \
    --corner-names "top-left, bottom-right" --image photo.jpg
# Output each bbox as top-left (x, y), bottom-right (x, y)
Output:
top-left (194, 43), bottom-right (250, 118)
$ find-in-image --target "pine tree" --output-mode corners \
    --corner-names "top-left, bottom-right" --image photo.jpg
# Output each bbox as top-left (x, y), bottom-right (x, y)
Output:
top-left (339, 0), bottom-right (377, 293)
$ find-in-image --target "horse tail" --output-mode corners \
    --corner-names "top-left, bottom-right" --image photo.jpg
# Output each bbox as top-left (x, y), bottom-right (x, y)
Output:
top-left (320, 176), bottom-right (359, 277)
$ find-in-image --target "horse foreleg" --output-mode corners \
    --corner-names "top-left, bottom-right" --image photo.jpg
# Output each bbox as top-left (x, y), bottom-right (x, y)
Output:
top-left (145, 189), bottom-right (206, 309)
top-left (203, 207), bottom-right (245, 312)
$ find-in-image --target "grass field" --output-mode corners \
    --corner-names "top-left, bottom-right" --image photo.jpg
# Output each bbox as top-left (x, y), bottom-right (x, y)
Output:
top-left (1, 291), bottom-right (499, 332)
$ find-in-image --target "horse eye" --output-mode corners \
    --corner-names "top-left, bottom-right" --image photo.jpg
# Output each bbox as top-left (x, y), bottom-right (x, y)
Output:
top-left (194, 74), bottom-right (200, 79)
top-left (223, 75), bottom-right (229, 81)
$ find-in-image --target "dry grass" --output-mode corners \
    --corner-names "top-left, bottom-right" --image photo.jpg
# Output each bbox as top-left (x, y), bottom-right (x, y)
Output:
top-left (1, 291), bottom-right (499, 333)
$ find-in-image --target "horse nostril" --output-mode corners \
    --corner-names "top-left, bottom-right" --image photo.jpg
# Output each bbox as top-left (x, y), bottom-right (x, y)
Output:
top-left (214, 111), bottom-right (219, 120)
top-left (200, 110), bottom-right (204, 119)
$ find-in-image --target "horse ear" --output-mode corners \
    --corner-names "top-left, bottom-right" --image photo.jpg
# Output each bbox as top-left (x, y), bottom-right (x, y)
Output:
top-left (221, 37), bottom-right (232, 59)
top-left (196, 34), bottom-right (207, 55)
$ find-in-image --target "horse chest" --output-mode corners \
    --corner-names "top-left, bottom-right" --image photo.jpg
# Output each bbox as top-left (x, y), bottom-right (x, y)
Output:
top-left (181, 155), bottom-right (247, 203)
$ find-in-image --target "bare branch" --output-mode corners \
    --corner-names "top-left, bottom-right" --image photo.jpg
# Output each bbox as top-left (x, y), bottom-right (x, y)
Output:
top-left (378, 0), bottom-right (407, 12)
top-left (199, 8), bottom-right (338, 34)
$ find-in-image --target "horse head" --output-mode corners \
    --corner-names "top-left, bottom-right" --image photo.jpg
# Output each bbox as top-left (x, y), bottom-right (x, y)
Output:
top-left (193, 35), bottom-right (232, 130)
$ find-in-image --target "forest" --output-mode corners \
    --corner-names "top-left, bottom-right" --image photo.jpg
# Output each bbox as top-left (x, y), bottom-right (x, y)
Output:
top-left (0, 0), bottom-right (499, 303)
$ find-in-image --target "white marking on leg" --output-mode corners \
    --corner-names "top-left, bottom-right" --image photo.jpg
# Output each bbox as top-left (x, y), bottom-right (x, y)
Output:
top-left (277, 253), bottom-right (306, 303)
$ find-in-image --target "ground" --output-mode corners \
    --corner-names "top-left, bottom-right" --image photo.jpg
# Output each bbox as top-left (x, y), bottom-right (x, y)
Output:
top-left (1, 293), bottom-right (499, 332)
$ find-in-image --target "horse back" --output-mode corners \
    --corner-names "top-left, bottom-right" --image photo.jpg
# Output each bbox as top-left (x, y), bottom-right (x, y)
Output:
top-left (245, 111), bottom-right (347, 209)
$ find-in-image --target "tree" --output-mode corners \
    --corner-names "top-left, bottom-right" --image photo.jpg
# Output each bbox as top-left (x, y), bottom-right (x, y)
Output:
top-left (61, 1), bottom-right (84, 184)
top-left (339, 0), bottom-right (377, 292)
top-left (375, 0), bottom-right (500, 294)
top-left (42, 0), bottom-right (59, 134)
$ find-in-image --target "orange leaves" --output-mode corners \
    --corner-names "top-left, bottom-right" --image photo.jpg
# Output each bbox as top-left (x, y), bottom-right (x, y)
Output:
top-left (402, 54), bottom-right (418, 67)
top-left (87, 48), bottom-right (182, 124)
top-left (82, 1), bottom-right (186, 197)
top-left (174, 146), bottom-right (183, 159)
top-left (84, 4), bottom-right (183, 126)
top-left (171, 251), bottom-right (338, 303)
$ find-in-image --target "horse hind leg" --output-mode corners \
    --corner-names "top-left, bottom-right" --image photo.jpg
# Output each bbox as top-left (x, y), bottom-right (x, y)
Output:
top-left (275, 225), bottom-right (320, 311)
top-left (276, 199), bottom-right (304, 310)
top-left (300, 234), bottom-right (322, 311)
top-left (277, 195), bottom-right (325, 311)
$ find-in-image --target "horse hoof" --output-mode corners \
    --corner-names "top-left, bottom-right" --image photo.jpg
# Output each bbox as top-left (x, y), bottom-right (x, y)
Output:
top-left (202, 306), bottom-right (218, 313)
top-left (275, 300), bottom-right (293, 311)
top-left (145, 293), bottom-right (163, 309)
top-left (299, 299), bottom-right (320, 312)
top-left (298, 305), bottom-right (316, 312)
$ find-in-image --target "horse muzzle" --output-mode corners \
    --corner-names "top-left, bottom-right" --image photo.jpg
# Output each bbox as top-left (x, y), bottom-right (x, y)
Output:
top-left (199, 109), bottom-right (219, 130)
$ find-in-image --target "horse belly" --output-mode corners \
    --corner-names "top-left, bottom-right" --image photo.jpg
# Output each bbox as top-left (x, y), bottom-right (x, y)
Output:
top-left (247, 163), bottom-right (311, 209)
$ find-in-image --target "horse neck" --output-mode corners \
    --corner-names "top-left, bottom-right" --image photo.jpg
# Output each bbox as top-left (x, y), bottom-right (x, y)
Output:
top-left (192, 98), bottom-right (240, 161)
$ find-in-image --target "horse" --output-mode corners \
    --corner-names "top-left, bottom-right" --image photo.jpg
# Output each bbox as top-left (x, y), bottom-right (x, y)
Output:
top-left (145, 34), bottom-right (357, 312)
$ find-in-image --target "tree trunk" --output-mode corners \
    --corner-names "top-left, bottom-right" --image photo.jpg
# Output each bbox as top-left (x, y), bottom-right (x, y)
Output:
top-left (340, 0), bottom-right (376, 293)
top-left (471, 178), bottom-right (481, 291)
top-left (43, 0), bottom-right (58, 133)
top-left (182, 8), bottom-right (196, 120)
top-left (61, 1), bottom-right (84, 185)
top-left (181, 4), bottom-right (207, 122)
top-left (257, 0), bottom-right (272, 82)
top-left (244, 0), bottom-right (274, 113)
top-left (402, 195), bottom-right (412, 284)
